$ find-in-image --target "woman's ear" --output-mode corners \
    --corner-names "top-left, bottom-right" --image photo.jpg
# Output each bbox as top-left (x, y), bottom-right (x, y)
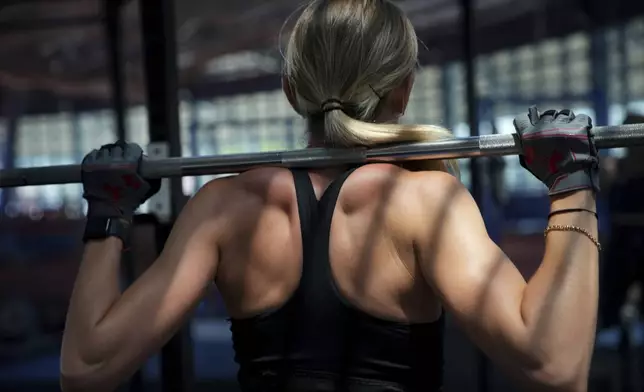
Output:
top-left (282, 76), bottom-right (299, 112)
top-left (399, 73), bottom-right (415, 115)
top-left (386, 73), bottom-right (415, 117)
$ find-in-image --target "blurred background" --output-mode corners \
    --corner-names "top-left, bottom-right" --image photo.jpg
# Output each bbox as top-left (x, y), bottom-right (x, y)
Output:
top-left (0, 0), bottom-right (643, 391)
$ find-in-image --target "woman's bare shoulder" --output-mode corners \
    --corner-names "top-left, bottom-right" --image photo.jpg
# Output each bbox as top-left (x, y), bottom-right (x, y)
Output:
top-left (194, 167), bottom-right (296, 210)
top-left (339, 164), bottom-right (467, 216)
top-left (348, 164), bottom-right (465, 199)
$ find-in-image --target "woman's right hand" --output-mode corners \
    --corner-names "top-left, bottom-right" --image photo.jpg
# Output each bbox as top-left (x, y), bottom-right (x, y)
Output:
top-left (513, 106), bottom-right (600, 196)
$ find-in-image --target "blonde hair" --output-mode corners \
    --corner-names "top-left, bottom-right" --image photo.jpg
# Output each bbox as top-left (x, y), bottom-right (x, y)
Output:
top-left (283, 0), bottom-right (458, 175)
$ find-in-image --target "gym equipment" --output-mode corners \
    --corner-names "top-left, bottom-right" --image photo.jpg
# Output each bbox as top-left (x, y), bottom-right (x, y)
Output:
top-left (1, 123), bottom-right (643, 188)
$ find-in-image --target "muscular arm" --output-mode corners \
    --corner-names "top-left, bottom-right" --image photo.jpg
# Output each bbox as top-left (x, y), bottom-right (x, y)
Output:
top-left (415, 172), bottom-right (598, 391)
top-left (60, 180), bottom-right (232, 392)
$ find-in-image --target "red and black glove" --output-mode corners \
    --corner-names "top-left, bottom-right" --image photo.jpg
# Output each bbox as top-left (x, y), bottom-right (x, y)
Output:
top-left (81, 141), bottom-right (160, 243)
top-left (513, 106), bottom-right (600, 196)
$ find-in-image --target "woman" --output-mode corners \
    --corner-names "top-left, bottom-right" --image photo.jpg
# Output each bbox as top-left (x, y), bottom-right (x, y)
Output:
top-left (61, 1), bottom-right (601, 391)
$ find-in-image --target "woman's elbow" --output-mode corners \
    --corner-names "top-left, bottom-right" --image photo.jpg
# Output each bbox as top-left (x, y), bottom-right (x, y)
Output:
top-left (60, 374), bottom-right (91, 392)
top-left (61, 373), bottom-right (99, 392)
top-left (527, 360), bottom-right (589, 392)
top-left (60, 372), bottom-right (118, 392)
top-left (60, 358), bottom-right (115, 392)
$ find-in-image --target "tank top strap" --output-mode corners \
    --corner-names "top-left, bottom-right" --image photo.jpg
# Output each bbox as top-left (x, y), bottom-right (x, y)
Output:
top-left (304, 167), bottom-right (359, 280)
top-left (291, 169), bottom-right (319, 254)
top-left (318, 168), bottom-right (358, 216)
top-left (290, 167), bottom-right (359, 268)
top-left (313, 167), bottom-right (360, 389)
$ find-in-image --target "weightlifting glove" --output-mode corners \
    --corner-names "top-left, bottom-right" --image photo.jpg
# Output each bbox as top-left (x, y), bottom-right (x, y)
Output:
top-left (513, 106), bottom-right (600, 196)
top-left (81, 141), bottom-right (160, 243)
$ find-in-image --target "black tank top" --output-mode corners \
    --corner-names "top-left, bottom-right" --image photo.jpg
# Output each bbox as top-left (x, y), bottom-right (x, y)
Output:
top-left (229, 168), bottom-right (444, 392)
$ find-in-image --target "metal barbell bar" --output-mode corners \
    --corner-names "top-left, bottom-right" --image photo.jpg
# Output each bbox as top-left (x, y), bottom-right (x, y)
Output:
top-left (1, 123), bottom-right (644, 188)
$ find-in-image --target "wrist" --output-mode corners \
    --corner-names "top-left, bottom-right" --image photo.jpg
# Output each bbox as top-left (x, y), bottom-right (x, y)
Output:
top-left (84, 236), bottom-right (124, 250)
top-left (83, 217), bottom-right (132, 246)
top-left (549, 190), bottom-right (596, 212)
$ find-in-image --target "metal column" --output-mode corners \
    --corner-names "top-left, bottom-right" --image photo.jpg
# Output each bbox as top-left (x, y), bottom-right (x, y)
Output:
top-left (459, 0), bottom-right (489, 391)
top-left (460, 0), bottom-right (483, 206)
top-left (590, 29), bottom-right (609, 154)
top-left (104, 0), bottom-right (127, 142)
top-left (104, 1), bottom-right (145, 390)
top-left (188, 98), bottom-right (201, 194)
top-left (139, 0), bottom-right (194, 391)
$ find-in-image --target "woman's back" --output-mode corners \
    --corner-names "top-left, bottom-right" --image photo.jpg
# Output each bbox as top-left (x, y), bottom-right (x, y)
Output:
top-left (60, 111), bottom-right (602, 392)
top-left (58, 1), bottom-right (601, 390)
top-left (215, 164), bottom-right (444, 391)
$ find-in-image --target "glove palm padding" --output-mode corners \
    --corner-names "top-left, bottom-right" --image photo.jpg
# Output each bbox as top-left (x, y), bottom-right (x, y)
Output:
top-left (81, 141), bottom-right (160, 220)
top-left (514, 107), bottom-right (600, 196)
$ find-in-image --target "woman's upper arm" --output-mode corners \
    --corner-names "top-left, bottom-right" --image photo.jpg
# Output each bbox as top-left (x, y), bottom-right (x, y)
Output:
top-left (93, 179), bottom-right (234, 376)
top-left (412, 172), bottom-right (537, 370)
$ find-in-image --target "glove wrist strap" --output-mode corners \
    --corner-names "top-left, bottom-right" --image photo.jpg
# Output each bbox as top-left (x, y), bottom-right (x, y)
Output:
top-left (548, 169), bottom-right (599, 196)
top-left (83, 217), bottom-right (132, 246)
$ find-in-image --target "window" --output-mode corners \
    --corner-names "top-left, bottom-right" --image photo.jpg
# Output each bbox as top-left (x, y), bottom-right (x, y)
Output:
top-left (126, 106), bottom-right (150, 147)
top-left (626, 18), bottom-right (644, 69)
top-left (491, 51), bottom-right (513, 98)
top-left (162, 92), bottom-right (305, 192)
top-left (606, 27), bottom-right (627, 104)
top-left (13, 112), bottom-right (91, 214)
top-left (406, 66), bottom-right (444, 125)
top-left (516, 45), bottom-right (537, 98)
top-left (11, 18), bottom-right (644, 213)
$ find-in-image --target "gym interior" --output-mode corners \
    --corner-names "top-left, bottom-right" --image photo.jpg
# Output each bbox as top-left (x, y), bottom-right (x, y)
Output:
top-left (0, 0), bottom-right (643, 391)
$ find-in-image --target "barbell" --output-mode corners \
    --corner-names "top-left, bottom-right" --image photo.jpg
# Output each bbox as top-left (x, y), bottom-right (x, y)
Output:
top-left (1, 123), bottom-right (644, 188)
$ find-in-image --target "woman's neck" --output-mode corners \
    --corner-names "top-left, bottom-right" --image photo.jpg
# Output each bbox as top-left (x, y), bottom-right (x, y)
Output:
top-left (306, 118), bottom-right (326, 147)
top-left (304, 109), bottom-right (400, 148)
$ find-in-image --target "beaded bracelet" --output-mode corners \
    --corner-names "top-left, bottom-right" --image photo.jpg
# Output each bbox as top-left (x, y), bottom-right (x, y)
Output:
top-left (543, 224), bottom-right (601, 251)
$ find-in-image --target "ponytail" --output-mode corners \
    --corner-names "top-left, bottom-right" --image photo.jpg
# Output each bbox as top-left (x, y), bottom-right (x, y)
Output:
top-left (284, 0), bottom-right (459, 177)
top-left (323, 108), bottom-right (460, 177)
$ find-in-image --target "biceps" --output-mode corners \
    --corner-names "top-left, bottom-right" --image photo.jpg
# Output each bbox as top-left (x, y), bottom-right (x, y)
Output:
top-left (421, 222), bottom-right (532, 365)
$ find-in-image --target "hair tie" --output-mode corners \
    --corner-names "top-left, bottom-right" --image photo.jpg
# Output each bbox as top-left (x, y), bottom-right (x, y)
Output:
top-left (321, 98), bottom-right (344, 113)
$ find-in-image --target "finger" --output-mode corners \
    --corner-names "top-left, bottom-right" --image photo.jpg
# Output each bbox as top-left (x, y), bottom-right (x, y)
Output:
top-left (527, 106), bottom-right (540, 125)
top-left (124, 143), bottom-right (144, 161)
top-left (82, 149), bottom-right (99, 165)
top-left (111, 144), bottom-right (125, 160)
top-left (97, 147), bottom-right (111, 161)
top-left (99, 142), bottom-right (116, 151)
top-left (553, 109), bottom-right (574, 123)
top-left (513, 113), bottom-right (532, 133)
top-left (573, 114), bottom-right (592, 129)
top-left (539, 109), bottom-right (557, 123)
